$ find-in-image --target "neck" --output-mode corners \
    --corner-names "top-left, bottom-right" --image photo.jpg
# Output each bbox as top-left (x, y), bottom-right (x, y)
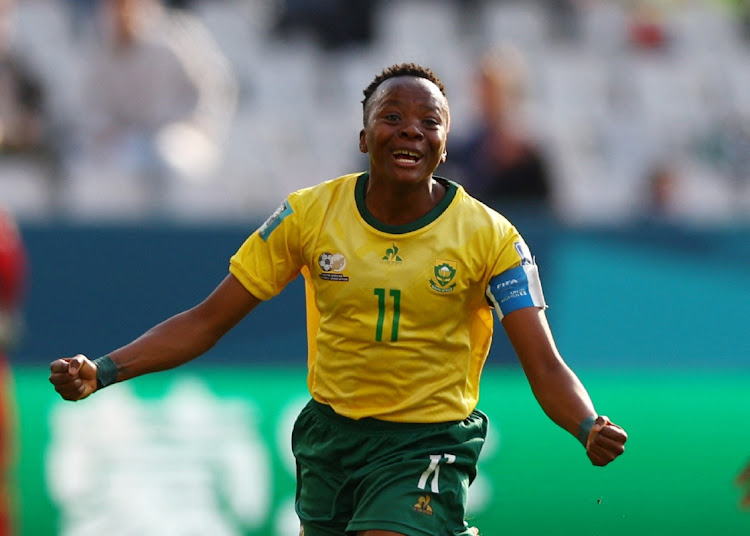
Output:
top-left (364, 175), bottom-right (446, 226)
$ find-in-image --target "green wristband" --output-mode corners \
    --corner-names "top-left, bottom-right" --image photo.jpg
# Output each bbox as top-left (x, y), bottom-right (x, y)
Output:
top-left (92, 355), bottom-right (118, 389)
top-left (577, 415), bottom-right (597, 447)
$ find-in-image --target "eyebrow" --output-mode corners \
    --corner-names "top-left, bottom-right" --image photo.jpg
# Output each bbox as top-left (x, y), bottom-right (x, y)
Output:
top-left (376, 98), bottom-right (446, 114)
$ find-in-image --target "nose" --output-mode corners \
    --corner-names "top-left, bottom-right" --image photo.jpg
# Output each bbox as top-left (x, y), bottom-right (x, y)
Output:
top-left (399, 122), bottom-right (424, 139)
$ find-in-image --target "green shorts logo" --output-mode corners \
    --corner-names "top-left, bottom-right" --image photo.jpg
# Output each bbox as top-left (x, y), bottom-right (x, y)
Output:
top-left (413, 494), bottom-right (434, 515)
top-left (430, 260), bottom-right (457, 293)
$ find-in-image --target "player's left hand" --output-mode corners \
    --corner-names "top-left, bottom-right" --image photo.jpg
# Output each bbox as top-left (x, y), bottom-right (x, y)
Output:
top-left (585, 415), bottom-right (627, 466)
top-left (737, 460), bottom-right (750, 509)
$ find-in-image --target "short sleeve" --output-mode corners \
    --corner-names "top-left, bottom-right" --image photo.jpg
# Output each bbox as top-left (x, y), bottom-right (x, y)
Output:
top-left (229, 198), bottom-right (304, 300)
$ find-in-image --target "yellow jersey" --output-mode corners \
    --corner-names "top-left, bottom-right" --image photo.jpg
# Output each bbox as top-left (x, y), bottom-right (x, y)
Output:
top-left (230, 172), bottom-right (545, 422)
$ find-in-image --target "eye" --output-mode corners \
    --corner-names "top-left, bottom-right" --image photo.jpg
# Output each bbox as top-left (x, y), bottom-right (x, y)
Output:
top-left (424, 118), bottom-right (440, 128)
top-left (384, 113), bottom-right (401, 121)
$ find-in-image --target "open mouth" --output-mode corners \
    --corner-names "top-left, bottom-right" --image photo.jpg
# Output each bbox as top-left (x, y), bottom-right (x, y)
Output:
top-left (392, 149), bottom-right (422, 165)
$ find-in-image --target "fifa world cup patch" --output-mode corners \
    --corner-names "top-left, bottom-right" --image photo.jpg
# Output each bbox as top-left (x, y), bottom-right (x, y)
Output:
top-left (318, 252), bottom-right (349, 281)
top-left (429, 259), bottom-right (457, 293)
top-left (258, 200), bottom-right (293, 241)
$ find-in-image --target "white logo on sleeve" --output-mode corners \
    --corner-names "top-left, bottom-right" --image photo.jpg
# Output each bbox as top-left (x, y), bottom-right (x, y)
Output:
top-left (513, 241), bottom-right (533, 265)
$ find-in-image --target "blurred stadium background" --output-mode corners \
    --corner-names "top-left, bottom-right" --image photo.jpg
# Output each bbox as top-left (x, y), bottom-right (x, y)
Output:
top-left (3, 0), bottom-right (750, 534)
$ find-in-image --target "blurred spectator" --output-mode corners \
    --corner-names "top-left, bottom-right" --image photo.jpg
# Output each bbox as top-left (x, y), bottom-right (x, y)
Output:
top-left (627, 2), bottom-right (670, 51)
top-left (639, 161), bottom-right (682, 222)
top-left (0, 0), bottom-right (59, 215)
top-left (445, 44), bottom-right (552, 215)
top-left (0, 205), bottom-right (27, 535)
top-left (647, 163), bottom-right (677, 214)
top-left (0, 0), bottom-right (55, 161)
top-left (63, 0), bottom-right (238, 218)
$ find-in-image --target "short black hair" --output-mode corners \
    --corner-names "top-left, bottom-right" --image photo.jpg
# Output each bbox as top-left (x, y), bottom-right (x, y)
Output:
top-left (361, 63), bottom-right (446, 123)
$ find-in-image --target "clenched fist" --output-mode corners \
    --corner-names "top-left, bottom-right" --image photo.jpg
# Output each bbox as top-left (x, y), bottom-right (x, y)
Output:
top-left (49, 354), bottom-right (98, 401)
top-left (585, 415), bottom-right (628, 467)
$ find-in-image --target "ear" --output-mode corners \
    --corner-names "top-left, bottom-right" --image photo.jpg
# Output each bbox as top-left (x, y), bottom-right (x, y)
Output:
top-left (441, 150), bottom-right (447, 164)
top-left (359, 129), bottom-right (368, 153)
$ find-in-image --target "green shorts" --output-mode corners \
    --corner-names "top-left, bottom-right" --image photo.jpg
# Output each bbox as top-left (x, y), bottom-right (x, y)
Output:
top-left (292, 399), bottom-right (489, 536)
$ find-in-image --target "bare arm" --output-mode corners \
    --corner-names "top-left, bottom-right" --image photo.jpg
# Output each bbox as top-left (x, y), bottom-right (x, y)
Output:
top-left (502, 307), bottom-right (594, 434)
top-left (50, 274), bottom-right (261, 400)
top-left (502, 306), bottom-right (627, 465)
top-left (107, 274), bottom-right (260, 379)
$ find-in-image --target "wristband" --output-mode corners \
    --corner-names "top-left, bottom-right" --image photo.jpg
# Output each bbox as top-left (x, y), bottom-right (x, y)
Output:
top-left (92, 355), bottom-right (118, 390)
top-left (577, 415), bottom-right (597, 448)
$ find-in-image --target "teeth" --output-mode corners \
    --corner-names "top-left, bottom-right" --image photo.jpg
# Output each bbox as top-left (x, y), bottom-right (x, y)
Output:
top-left (394, 150), bottom-right (420, 158)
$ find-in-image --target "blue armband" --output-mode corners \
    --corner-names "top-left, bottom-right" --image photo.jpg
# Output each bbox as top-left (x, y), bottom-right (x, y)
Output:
top-left (577, 415), bottom-right (597, 447)
top-left (486, 264), bottom-right (546, 320)
top-left (92, 355), bottom-right (118, 390)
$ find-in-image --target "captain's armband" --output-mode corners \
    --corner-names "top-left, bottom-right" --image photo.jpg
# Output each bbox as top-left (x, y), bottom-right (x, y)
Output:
top-left (486, 263), bottom-right (547, 320)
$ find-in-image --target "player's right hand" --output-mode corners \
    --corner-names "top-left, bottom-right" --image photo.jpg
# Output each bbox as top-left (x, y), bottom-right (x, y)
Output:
top-left (49, 354), bottom-right (98, 401)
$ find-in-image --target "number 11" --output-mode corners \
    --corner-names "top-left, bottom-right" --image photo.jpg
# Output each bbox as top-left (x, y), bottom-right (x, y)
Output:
top-left (374, 288), bottom-right (401, 342)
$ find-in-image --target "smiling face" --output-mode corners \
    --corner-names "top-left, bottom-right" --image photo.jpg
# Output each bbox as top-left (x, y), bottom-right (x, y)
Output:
top-left (359, 75), bottom-right (450, 188)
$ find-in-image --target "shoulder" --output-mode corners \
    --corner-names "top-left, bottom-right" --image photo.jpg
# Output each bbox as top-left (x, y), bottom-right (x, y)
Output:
top-left (287, 172), bottom-right (362, 208)
top-left (442, 177), bottom-right (514, 230)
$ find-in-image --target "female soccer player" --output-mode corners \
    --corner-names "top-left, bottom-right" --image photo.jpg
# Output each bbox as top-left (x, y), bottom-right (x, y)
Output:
top-left (49, 63), bottom-right (627, 536)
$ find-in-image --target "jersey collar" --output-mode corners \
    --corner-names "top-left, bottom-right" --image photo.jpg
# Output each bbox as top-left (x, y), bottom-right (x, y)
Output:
top-left (354, 172), bottom-right (457, 234)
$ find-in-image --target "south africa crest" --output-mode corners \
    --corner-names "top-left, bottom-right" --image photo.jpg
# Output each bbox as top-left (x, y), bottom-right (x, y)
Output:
top-left (429, 259), bottom-right (457, 293)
